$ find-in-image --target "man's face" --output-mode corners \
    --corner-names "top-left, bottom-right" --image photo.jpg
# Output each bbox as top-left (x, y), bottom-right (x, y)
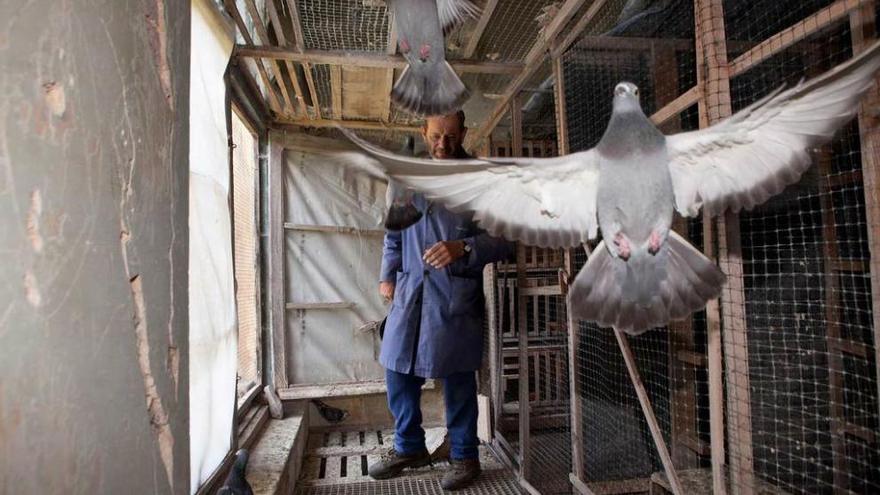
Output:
top-left (422, 114), bottom-right (468, 159)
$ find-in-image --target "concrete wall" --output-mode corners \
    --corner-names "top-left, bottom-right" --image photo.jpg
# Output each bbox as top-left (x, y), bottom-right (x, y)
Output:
top-left (0, 1), bottom-right (190, 493)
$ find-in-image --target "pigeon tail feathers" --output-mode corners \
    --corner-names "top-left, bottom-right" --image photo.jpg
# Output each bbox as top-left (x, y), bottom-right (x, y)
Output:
top-left (569, 232), bottom-right (725, 335)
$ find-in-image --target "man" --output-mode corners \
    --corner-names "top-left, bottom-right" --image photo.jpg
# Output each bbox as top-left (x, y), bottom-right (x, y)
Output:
top-left (369, 111), bottom-right (513, 490)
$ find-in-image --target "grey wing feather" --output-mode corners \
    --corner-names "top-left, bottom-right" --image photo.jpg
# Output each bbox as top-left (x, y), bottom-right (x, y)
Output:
top-left (666, 40), bottom-right (880, 217)
top-left (338, 127), bottom-right (600, 248)
top-left (436, 0), bottom-right (481, 33)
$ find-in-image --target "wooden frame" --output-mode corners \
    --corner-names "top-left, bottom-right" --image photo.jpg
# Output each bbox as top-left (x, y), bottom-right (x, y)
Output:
top-left (224, 0), bottom-right (284, 114)
top-left (466, 0), bottom-right (595, 150)
top-left (267, 131), bottom-right (288, 390)
top-left (235, 45), bottom-right (523, 74)
top-left (850, 2), bottom-right (880, 426)
top-left (692, 1), bottom-right (749, 494)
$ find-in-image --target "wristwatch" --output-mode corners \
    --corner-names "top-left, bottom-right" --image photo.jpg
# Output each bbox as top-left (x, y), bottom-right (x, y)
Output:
top-left (461, 239), bottom-right (472, 254)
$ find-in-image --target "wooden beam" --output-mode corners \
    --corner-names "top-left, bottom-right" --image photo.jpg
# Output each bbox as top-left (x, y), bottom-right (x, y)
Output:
top-left (464, 0), bottom-right (499, 58)
top-left (267, 132), bottom-right (288, 389)
top-left (283, 223), bottom-right (384, 236)
top-left (850, 0), bottom-right (880, 432)
top-left (274, 118), bottom-right (419, 132)
top-left (278, 379), bottom-right (435, 400)
top-left (512, 95), bottom-right (530, 481)
top-left (285, 302), bottom-right (355, 310)
top-left (285, 0), bottom-right (323, 120)
top-left (694, 1), bottom-right (751, 493)
top-left (235, 45), bottom-right (524, 74)
top-left (224, 0), bottom-right (283, 114)
top-left (330, 65), bottom-right (343, 120)
top-left (614, 329), bottom-right (684, 495)
top-left (730, 0), bottom-right (863, 77)
top-left (652, 0), bottom-right (863, 126)
top-left (244, 0), bottom-right (295, 116)
top-left (551, 0), bottom-right (617, 60)
top-left (382, 10), bottom-right (398, 123)
top-left (467, 0), bottom-right (595, 150)
top-left (553, 57), bottom-right (570, 155)
top-left (266, 0), bottom-right (309, 117)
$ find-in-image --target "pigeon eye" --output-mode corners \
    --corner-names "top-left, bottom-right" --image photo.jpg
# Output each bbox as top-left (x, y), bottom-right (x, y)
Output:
top-left (634, 88), bottom-right (640, 96)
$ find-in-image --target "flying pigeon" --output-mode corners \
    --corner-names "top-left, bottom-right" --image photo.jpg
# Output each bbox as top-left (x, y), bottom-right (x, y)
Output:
top-left (388, 0), bottom-right (479, 115)
top-left (338, 41), bottom-right (880, 335)
top-left (218, 449), bottom-right (253, 495)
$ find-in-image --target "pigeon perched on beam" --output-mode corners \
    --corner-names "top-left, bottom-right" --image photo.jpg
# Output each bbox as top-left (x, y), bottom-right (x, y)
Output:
top-left (339, 40), bottom-right (880, 335)
top-left (388, 0), bottom-right (479, 115)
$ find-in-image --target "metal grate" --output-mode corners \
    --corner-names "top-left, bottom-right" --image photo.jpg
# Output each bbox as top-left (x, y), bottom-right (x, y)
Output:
top-left (297, 0), bottom-right (391, 52)
top-left (296, 426), bottom-right (519, 493)
top-left (297, 469), bottom-right (522, 495)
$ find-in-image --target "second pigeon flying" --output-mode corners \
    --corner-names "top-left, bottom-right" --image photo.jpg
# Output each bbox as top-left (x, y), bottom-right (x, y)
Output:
top-left (388, 0), bottom-right (479, 116)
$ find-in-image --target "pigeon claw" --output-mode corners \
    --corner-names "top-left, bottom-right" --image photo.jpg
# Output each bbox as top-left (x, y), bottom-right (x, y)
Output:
top-left (648, 231), bottom-right (661, 255)
top-left (399, 38), bottom-right (411, 54)
top-left (419, 44), bottom-right (431, 61)
top-left (614, 232), bottom-right (631, 261)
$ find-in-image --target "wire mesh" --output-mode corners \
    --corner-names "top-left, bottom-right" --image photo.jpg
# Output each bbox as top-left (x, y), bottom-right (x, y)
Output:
top-left (231, 109), bottom-right (262, 400)
top-left (719, 1), bottom-right (880, 492)
top-left (296, 0), bottom-right (391, 52)
top-left (554, 0), bottom-right (880, 494)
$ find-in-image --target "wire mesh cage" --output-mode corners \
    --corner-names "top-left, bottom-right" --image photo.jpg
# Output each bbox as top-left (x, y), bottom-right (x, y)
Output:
top-left (492, 0), bottom-right (880, 493)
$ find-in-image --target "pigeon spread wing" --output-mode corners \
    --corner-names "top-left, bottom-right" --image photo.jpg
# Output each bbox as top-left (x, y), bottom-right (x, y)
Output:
top-left (339, 128), bottom-right (601, 248)
top-left (436, 0), bottom-right (481, 33)
top-left (665, 40), bottom-right (880, 218)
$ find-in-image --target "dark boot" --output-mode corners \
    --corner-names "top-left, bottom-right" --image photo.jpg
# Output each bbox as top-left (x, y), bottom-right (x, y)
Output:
top-left (368, 447), bottom-right (432, 480)
top-left (440, 458), bottom-right (481, 490)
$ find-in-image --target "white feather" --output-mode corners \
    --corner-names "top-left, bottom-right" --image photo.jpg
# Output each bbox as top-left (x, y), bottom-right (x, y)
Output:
top-left (666, 41), bottom-right (880, 217)
top-left (337, 127), bottom-right (600, 248)
top-left (436, 0), bottom-right (481, 33)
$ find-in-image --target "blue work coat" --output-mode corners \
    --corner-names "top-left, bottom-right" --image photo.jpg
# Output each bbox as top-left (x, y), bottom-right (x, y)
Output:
top-left (379, 194), bottom-right (513, 378)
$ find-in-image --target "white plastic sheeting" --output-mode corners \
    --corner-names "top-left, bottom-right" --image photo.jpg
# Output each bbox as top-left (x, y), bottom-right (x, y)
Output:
top-left (282, 136), bottom-right (390, 385)
top-left (189, 1), bottom-right (236, 491)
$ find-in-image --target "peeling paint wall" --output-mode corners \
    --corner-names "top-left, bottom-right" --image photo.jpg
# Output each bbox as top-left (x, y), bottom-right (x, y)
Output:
top-left (0, 1), bottom-right (190, 493)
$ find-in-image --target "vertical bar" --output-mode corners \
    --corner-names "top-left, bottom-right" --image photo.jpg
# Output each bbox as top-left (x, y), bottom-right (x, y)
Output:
top-left (850, 0), bottom-right (880, 429)
top-left (484, 260), bottom-right (499, 444)
top-left (614, 329), bottom-right (684, 495)
top-left (694, 0), bottom-right (754, 493)
top-left (267, 131), bottom-right (288, 389)
top-left (512, 95), bottom-right (530, 479)
top-left (556, 51), bottom-right (585, 484)
top-left (652, 40), bottom-right (700, 470)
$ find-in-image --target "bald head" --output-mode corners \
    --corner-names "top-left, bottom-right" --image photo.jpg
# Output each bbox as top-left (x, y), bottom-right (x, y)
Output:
top-left (422, 111), bottom-right (468, 159)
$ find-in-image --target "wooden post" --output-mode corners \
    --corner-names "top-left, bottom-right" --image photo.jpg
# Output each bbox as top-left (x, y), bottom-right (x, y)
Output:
top-left (652, 39), bottom-right (704, 471)
top-left (267, 132), bottom-right (288, 389)
top-left (484, 261), bottom-right (499, 444)
top-left (694, 0), bottom-right (752, 493)
top-left (554, 53), bottom-right (587, 485)
top-left (850, 0), bottom-right (880, 428)
top-left (614, 329), bottom-right (684, 495)
top-left (512, 96), bottom-right (531, 480)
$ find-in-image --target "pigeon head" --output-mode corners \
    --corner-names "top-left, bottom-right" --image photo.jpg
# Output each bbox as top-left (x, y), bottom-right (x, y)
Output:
top-left (613, 82), bottom-right (642, 113)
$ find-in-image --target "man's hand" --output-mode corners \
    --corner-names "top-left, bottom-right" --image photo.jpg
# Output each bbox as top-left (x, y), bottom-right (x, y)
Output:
top-left (379, 281), bottom-right (395, 303)
top-left (423, 240), bottom-right (466, 270)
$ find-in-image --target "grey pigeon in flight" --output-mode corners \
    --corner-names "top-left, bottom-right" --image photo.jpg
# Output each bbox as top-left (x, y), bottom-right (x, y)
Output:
top-left (388, 0), bottom-right (479, 115)
top-left (340, 41), bottom-right (880, 334)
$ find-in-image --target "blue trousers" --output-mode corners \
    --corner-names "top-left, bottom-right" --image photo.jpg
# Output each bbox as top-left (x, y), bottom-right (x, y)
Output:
top-left (385, 368), bottom-right (479, 460)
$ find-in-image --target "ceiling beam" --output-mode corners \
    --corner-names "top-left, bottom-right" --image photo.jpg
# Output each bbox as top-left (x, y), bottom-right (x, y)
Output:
top-left (463, 0), bottom-right (500, 58)
top-left (266, 0), bottom-right (309, 117)
top-left (223, 0), bottom-right (284, 114)
top-left (286, 0), bottom-right (323, 119)
top-left (234, 45), bottom-right (524, 74)
top-left (275, 118), bottom-right (420, 132)
top-left (466, 0), bottom-right (603, 150)
top-left (244, 0), bottom-right (296, 116)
